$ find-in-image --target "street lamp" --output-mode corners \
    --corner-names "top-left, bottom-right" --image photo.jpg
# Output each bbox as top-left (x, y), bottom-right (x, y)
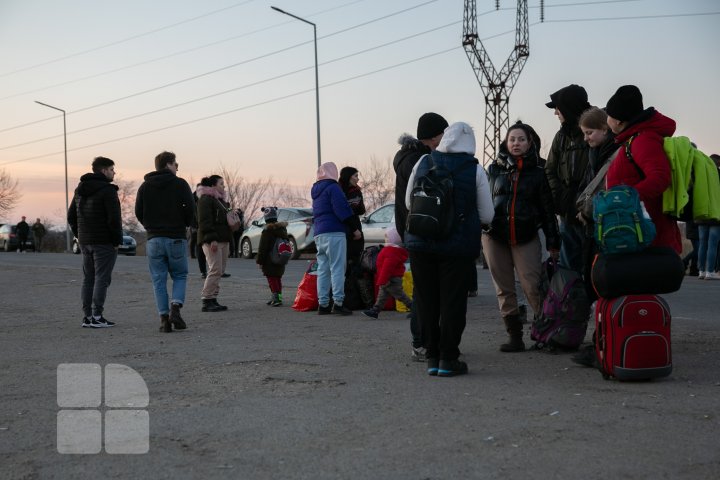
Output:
top-left (35, 100), bottom-right (71, 253)
top-left (271, 6), bottom-right (321, 167)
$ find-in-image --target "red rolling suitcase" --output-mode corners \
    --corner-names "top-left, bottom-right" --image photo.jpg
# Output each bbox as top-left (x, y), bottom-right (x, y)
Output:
top-left (595, 295), bottom-right (672, 381)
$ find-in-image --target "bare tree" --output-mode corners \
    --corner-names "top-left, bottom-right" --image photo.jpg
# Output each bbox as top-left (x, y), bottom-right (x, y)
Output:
top-left (358, 155), bottom-right (395, 212)
top-left (114, 176), bottom-right (139, 233)
top-left (0, 168), bottom-right (21, 217)
top-left (217, 164), bottom-right (311, 226)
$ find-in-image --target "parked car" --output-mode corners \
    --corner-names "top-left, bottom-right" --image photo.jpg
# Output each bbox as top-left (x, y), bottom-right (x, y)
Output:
top-left (72, 231), bottom-right (137, 256)
top-left (362, 203), bottom-right (395, 247)
top-left (0, 224), bottom-right (35, 252)
top-left (240, 207), bottom-right (314, 260)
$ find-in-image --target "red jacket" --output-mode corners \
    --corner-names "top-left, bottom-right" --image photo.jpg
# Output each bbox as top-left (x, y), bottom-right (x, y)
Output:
top-left (375, 244), bottom-right (408, 286)
top-left (606, 109), bottom-right (682, 254)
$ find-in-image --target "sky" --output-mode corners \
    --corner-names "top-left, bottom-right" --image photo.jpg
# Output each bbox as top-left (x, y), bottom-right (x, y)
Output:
top-left (1, 0), bottom-right (718, 226)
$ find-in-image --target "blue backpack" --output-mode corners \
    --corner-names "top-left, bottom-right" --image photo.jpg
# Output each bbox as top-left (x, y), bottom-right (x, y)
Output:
top-left (593, 185), bottom-right (656, 255)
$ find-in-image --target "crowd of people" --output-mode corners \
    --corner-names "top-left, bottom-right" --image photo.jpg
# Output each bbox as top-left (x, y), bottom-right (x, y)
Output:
top-left (61, 84), bottom-right (720, 378)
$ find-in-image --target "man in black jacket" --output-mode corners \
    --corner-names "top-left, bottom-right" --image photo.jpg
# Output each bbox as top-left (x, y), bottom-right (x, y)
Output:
top-left (392, 112), bottom-right (448, 362)
top-left (68, 156), bottom-right (123, 328)
top-left (135, 151), bottom-right (195, 333)
top-left (15, 216), bottom-right (30, 252)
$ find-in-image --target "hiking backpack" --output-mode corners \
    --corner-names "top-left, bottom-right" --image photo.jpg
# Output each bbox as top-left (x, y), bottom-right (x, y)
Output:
top-left (531, 262), bottom-right (591, 350)
top-left (625, 134), bottom-right (720, 222)
top-left (592, 185), bottom-right (656, 255)
top-left (405, 155), bottom-right (474, 240)
top-left (359, 245), bottom-right (383, 274)
top-left (270, 237), bottom-right (293, 265)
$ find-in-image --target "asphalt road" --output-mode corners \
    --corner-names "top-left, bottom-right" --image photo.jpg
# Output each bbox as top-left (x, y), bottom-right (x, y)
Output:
top-left (1, 252), bottom-right (719, 479)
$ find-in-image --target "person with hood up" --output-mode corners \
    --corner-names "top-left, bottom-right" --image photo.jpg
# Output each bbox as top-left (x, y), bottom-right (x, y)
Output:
top-left (544, 84), bottom-right (592, 274)
top-left (135, 151), bottom-right (196, 333)
top-left (604, 85), bottom-right (682, 254)
top-left (405, 122), bottom-right (494, 377)
top-left (482, 121), bottom-right (561, 352)
top-left (197, 175), bottom-right (232, 313)
top-left (256, 206), bottom-right (290, 306)
top-left (362, 226), bottom-right (412, 319)
top-left (393, 112), bottom-right (449, 361)
top-left (311, 162), bottom-right (362, 316)
top-left (68, 156), bottom-right (123, 328)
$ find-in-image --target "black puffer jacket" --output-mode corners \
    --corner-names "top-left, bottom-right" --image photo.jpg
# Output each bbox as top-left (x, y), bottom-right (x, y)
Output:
top-left (67, 172), bottom-right (122, 246)
top-left (135, 170), bottom-right (195, 240)
top-left (486, 148), bottom-right (560, 250)
top-left (393, 134), bottom-right (431, 240)
top-left (256, 221), bottom-right (289, 277)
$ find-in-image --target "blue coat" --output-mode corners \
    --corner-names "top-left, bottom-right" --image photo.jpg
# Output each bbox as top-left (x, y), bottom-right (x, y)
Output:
top-left (311, 179), bottom-right (353, 236)
top-left (405, 151), bottom-right (481, 257)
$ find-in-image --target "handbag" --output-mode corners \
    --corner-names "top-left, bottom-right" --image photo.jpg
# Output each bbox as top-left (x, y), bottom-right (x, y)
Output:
top-left (216, 199), bottom-right (241, 232)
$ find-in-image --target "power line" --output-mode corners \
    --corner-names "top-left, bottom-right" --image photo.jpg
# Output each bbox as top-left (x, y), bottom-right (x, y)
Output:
top-left (542, 11), bottom-right (720, 22)
top-left (0, 0), bottom-right (439, 135)
top-left (0, 43), bottom-right (463, 167)
top-left (0, 20), bottom-right (462, 152)
top-left (0, 0), bottom-right (258, 79)
top-left (0, 0), bottom-right (368, 103)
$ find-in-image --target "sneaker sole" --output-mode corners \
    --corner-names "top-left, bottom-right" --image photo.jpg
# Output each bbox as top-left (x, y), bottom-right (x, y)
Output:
top-left (437, 369), bottom-right (467, 377)
top-left (362, 312), bottom-right (378, 319)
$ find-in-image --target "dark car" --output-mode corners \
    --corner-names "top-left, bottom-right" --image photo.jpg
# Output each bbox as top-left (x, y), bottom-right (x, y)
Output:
top-left (72, 231), bottom-right (137, 256)
top-left (240, 207), bottom-right (314, 260)
top-left (0, 224), bottom-right (35, 252)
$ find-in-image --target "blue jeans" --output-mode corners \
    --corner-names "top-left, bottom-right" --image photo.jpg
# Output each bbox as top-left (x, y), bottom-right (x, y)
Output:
top-left (146, 237), bottom-right (189, 314)
top-left (559, 218), bottom-right (584, 273)
top-left (315, 232), bottom-right (347, 307)
top-left (81, 244), bottom-right (118, 317)
top-left (698, 225), bottom-right (720, 273)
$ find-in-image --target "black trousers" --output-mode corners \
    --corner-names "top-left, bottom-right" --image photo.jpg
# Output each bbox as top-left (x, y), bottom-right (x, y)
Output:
top-left (409, 252), bottom-right (473, 361)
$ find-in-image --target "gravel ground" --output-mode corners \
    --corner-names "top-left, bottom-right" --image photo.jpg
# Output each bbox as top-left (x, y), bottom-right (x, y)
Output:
top-left (1, 252), bottom-right (719, 480)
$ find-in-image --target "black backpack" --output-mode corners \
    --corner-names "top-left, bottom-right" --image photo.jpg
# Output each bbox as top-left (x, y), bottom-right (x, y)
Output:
top-left (359, 245), bottom-right (383, 273)
top-left (406, 155), bottom-right (474, 240)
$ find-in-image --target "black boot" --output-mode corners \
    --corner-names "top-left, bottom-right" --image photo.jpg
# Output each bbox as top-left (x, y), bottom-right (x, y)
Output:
top-left (159, 314), bottom-right (172, 333)
top-left (202, 299), bottom-right (225, 312)
top-left (170, 302), bottom-right (186, 330)
top-left (500, 314), bottom-right (525, 352)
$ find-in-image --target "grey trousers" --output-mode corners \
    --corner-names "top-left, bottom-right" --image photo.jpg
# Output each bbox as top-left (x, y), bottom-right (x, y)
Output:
top-left (374, 276), bottom-right (412, 310)
top-left (81, 244), bottom-right (118, 317)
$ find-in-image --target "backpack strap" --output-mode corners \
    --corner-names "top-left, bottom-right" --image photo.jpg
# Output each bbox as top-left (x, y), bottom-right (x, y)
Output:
top-left (623, 133), bottom-right (645, 179)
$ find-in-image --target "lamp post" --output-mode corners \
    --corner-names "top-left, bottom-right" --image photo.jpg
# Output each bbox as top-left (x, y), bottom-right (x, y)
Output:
top-left (271, 6), bottom-right (321, 167)
top-left (35, 100), bottom-right (71, 253)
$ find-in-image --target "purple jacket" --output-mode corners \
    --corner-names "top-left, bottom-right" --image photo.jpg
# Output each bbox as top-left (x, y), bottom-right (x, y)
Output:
top-left (311, 179), bottom-right (353, 236)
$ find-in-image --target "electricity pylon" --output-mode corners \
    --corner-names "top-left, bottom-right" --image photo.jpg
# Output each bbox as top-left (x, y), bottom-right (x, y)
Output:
top-left (463, 0), bottom-right (529, 165)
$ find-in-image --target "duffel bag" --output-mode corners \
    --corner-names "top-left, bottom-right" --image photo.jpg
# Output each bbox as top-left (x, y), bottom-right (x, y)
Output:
top-left (591, 247), bottom-right (684, 298)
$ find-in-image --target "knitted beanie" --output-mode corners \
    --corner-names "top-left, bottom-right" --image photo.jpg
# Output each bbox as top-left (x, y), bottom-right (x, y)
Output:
top-left (262, 206), bottom-right (278, 223)
top-left (605, 85), bottom-right (644, 121)
top-left (416, 112), bottom-right (449, 140)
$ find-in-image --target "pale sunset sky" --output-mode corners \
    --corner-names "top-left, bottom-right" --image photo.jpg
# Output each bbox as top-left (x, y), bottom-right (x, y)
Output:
top-left (1, 0), bottom-right (718, 226)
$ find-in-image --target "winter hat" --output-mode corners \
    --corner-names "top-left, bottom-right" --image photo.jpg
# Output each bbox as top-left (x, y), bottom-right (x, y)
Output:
top-left (437, 122), bottom-right (476, 155)
top-left (605, 85), bottom-right (644, 121)
top-left (385, 226), bottom-right (402, 246)
top-left (545, 84), bottom-right (591, 124)
top-left (316, 162), bottom-right (339, 181)
top-left (262, 206), bottom-right (278, 223)
top-left (416, 112), bottom-right (449, 140)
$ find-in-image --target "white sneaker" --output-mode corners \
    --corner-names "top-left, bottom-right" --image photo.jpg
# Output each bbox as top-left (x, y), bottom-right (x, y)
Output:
top-left (705, 272), bottom-right (719, 280)
top-left (698, 271), bottom-right (706, 279)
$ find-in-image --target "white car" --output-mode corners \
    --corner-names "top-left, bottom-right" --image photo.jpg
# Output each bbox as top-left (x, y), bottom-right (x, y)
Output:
top-left (240, 207), bottom-right (314, 260)
top-left (362, 203), bottom-right (395, 248)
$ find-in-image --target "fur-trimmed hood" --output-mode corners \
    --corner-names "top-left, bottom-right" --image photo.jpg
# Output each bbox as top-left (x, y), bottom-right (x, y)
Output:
top-left (264, 221), bottom-right (288, 230)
